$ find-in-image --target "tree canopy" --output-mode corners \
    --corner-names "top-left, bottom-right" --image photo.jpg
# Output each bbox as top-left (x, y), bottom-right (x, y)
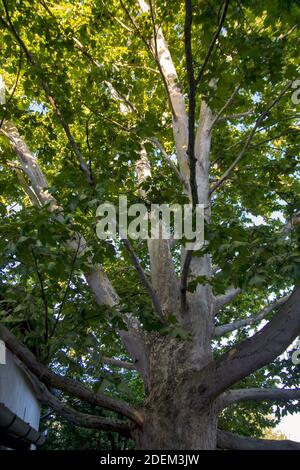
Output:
top-left (0, 0), bottom-right (299, 450)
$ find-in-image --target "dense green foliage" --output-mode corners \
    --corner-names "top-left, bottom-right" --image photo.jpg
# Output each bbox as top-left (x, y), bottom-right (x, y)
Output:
top-left (0, 0), bottom-right (299, 448)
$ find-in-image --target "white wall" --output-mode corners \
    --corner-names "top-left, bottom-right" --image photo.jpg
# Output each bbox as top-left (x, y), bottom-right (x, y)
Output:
top-left (0, 349), bottom-right (40, 430)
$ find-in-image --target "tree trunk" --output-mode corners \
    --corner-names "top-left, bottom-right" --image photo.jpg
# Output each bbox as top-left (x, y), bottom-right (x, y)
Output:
top-left (134, 404), bottom-right (218, 450)
top-left (132, 333), bottom-right (218, 450)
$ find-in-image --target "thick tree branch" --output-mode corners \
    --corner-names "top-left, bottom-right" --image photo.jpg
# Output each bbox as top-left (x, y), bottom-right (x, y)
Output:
top-left (179, 101), bottom-right (214, 313)
top-left (195, 286), bottom-right (300, 408)
top-left (184, 0), bottom-right (198, 209)
top-left (121, 236), bottom-right (164, 319)
top-left (178, 0), bottom-right (200, 311)
top-left (103, 357), bottom-right (136, 370)
top-left (119, 329), bottom-right (149, 386)
top-left (194, 100), bottom-right (213, 208)
top-left (214, 294), bottom-right (290, 336)
top-left (16, 358), bottom-right (133, 435)
top-left (133, 0), bottom-right (176, 119)
top-left (0, 323), bottom-right (143, 426)
top-left (40, 0), bottom-right (139, 119)
top-left (4, 63), bottom-right (150, 374)
top-left (219, 387), bottom-right (300, 411)
top-left (14, 168), bottom-right (41, 207)
top-left (217, 429), bottom-right (300, 450)
top-left (0, 18), bottom-right (157, 388)
top-left (2, 117), bottom-right (148, 383)
top-left (214, 287), bottom-right (242, 314)
top-left (0, 2), bottom-right (94, 186)
top-left (180, 250), bottom-right (193, 312)
top-left (3, 63), bottom-right (171, 324)
top-left (0, 121), bottom-right (53, 205)
top-left (135, 143), bottom-right (179, 318)
top-left (186, 101), bottom-right (214, 312)
top-left (1, 120), bottom-right (119, 307)
top-left (138, 0), bottom-right (190, 186)
top-left (284, 210), bottom-right (300, 233)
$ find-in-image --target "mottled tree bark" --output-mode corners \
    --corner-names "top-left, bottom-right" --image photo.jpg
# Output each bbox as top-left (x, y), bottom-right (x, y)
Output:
top-left (131, 334), bottom-right (217, 450)
top-left (1, 3), bottom-right (300, 451)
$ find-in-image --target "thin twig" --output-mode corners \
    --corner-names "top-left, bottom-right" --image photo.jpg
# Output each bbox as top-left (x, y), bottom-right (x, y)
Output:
top-left (195, 0), bottom-right (230, 87)
top-left (50, 235), bottom-right (82, 338)
top-left (210, 80), bottom-right (294, 195)
top-left (147, 137), bottom-right (189, 193)
top-left (209, 85), bottom-right (240, 132)
top-left (216, 110), bottom-right (253, 123)
top-left (31, 248), bottom-right (49, 343)
top-left (0, 51), bottom-right (22, 129)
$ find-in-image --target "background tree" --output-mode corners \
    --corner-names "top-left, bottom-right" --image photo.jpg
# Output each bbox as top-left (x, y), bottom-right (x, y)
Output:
top-left (263, 426), bottom-right (287, 441)
top-left (0, 0), bottom-right (300, 449)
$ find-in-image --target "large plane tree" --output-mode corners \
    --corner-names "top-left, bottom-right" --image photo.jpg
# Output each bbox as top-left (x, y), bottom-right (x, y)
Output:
top-left (0, 0), bottom-right (300, 450)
